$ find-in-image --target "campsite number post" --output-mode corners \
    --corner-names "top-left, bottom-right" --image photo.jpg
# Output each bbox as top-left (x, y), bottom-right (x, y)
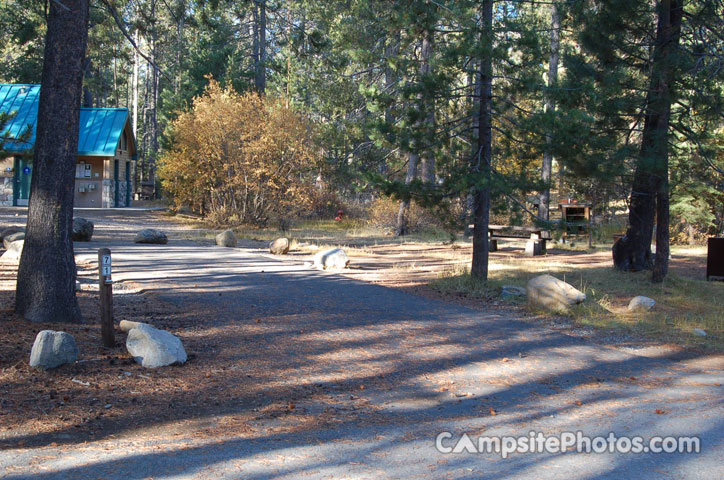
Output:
top-left (98, 248), bottom-right (115, 347)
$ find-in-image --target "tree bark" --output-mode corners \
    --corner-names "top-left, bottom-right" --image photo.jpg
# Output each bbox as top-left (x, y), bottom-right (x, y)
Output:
top-left (396, 26), bottom-right (436, 235)
top-left (132, 22), bottom-right (139, 138)
top-left (419, 29), bottom-right (435, 184)
top-left (254, 0), bottom-right (267, 93)
top-left (470, 0), bottom-right (493, 280)
top-left (382, 32), bottom-right (400, 175)
top-left (15, 0), bottom-right (89, 323)
top-left (539, 3), bottom-right (560, 223)
top-left (613, 0), bottom-right (682, 283)
top-left (82, 57), bottom-right (94, 107)
top-left (396, 152), bottom-right (418, 236)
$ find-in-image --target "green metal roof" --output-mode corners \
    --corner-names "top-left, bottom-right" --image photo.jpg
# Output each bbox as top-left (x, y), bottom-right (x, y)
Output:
top-left (0, 84), bottom-right (135, 157)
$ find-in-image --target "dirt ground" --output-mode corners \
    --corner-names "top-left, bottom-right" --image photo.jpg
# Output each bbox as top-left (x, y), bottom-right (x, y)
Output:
top-left (0, 213), bottom-right (713, 450)
top-left (290, 240), bottom-right (708, 311)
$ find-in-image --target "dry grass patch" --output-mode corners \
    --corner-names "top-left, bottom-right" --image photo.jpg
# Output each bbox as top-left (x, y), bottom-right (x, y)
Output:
top-left (431, 246), bottom-right (723, 351)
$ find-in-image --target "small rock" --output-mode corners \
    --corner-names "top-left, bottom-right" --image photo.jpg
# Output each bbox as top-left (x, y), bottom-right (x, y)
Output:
top-left (3, 231), bottom-right (24, 249)
top-left (269, 237), bottom-right (290, 255)
top-left (134, 229), bottom-right (168, 244)
top-left (527, 274), bottom-right (586, 313)
top-left (693, 328), bottom-right (707, 337)
top-left (313, 248), bottom-right (350, 270)
top-left (71, 218), bottom-right (94, 242)
top-left (628, 296), bottom-right (655, 312)
top-left (126, 324), bottom-right (187, 368)
top-left (119, 320), bottom-right (152, 333)
top-left (215, 230), bottom-right (237, 247)
top-left (0, 240), bottom-right (23, 263)
top-left (29, 331), bottom-right (78, 370)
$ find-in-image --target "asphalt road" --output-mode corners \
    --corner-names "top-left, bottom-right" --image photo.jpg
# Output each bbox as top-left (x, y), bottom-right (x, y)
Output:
top-left (1, 208), bottom-right (723, 479)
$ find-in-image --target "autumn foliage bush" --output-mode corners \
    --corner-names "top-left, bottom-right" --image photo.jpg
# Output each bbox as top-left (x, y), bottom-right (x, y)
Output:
top-left (159, 81), bottom-right (321, 226)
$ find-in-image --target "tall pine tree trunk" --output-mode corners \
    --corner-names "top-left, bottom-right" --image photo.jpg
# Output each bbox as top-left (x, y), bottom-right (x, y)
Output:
top-left (82, 57), bottom-right (94, 107)
top-left (258, 0), bottom-right (267, 93)
top-left (15, 0), bottom-right (89, 323)
top-left (132, 24), bottom-right (139, 138)
top-left (253, 0), bottom-right (267, 93)
top-left (539, 3), bottom-right (560, 223)
top-left (396, 152), bottom-right (419, 236)
top-left (470, 0), bottom-right (493, 280)
top-left (382, 32), bottom-right (400, 175)
top-left (396, 30), bottom-right (433, 236)
top-left (419, 29), bottom-right (435, 184)
top-left (613, 0), bottom-right (682, 283)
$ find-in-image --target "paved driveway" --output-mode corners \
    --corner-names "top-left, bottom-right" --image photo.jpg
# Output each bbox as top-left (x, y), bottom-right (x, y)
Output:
top-left (1, 208), bottom-right (723, 479)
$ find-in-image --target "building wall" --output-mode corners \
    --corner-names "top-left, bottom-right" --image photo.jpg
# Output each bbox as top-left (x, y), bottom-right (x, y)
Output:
top-left (73, 157), bottom-right (104, 208)
top-left (0, 158), bottom-right (12, 206)
top-left (2, 132), bottom-right (135, 208)
top-left (101, 147), bottom-right (134, 208)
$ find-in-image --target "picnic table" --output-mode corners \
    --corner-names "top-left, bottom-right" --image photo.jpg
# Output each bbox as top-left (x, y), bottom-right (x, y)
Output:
top-left (469, 224), bottom-right (550, 256)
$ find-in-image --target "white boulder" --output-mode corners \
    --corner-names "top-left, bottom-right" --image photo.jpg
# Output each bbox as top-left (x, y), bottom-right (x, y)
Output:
top-left (134, 229), bottom-right (168, 244)
top-left (3, 231), bottom-right (24, 249)
top-left (0, 226), bottom-right (24, 242)
top-left (0, 240), bottom-right (23, 263)
top-left (628, 296), bottom-right (655, 312)
top-left (216, 230), bottom-right (237, 247)
top-left (71, 218), bottom-right (94, 242)
top-left (119, 320), bottom-right (152, 333)
top-left (527, 274), bottom-right (586, 313)
top-left (126, 324), bottom-right (187, 368)
top-left (29, 331), bottom-right (78, 370)
top-left (269, 237), bottom-right (290, 255)
top-left (313, 248), bottom-right (350, 270)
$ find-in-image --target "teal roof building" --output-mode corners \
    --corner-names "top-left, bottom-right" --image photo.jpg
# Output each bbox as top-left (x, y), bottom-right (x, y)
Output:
top-left (0, 84), bottom-right (136, 156)
top-left (0, 84), bottom-right (137, 208)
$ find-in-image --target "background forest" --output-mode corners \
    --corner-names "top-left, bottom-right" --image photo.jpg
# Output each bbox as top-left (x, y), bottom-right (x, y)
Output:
top-left (2, 0), bottom-right (723, 251)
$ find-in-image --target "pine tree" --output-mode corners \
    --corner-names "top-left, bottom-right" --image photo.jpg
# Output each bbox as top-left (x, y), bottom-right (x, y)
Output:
top-left (15, 0), bottom-right (90, 322)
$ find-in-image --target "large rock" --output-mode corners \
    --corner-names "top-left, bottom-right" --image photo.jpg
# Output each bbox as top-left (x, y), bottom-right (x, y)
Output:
top-left (0, 240), bottom-right (23, 263)
top-left (134, 229), bottom-right (168, 244)
top-left (119, 320), bottom-right (152, 333)
top-left (29, 331), bottom-right (78, 370)
top-left (628, 296), bottom-right (655, 312)
top-left (269, 237), bottom-right (290, 255)
top-left (3, 231), bottom-right (24, 249)
top-left (527, 274), bottom-right (586, 313)
top-left (216, 229), bottom-right (237, 247)
top-left (72, 218), bottom-right (94, 242)
top-left (0, 226), bottom-right (24, 242)
top-left (126, 324), bottom-right (187, 368)
top-left (313, 248), bottom-right (350, 270)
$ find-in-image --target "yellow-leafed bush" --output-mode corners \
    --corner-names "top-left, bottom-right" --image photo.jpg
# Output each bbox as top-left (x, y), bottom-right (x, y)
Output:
top-left (159, 80), bottom-right (320, 226)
